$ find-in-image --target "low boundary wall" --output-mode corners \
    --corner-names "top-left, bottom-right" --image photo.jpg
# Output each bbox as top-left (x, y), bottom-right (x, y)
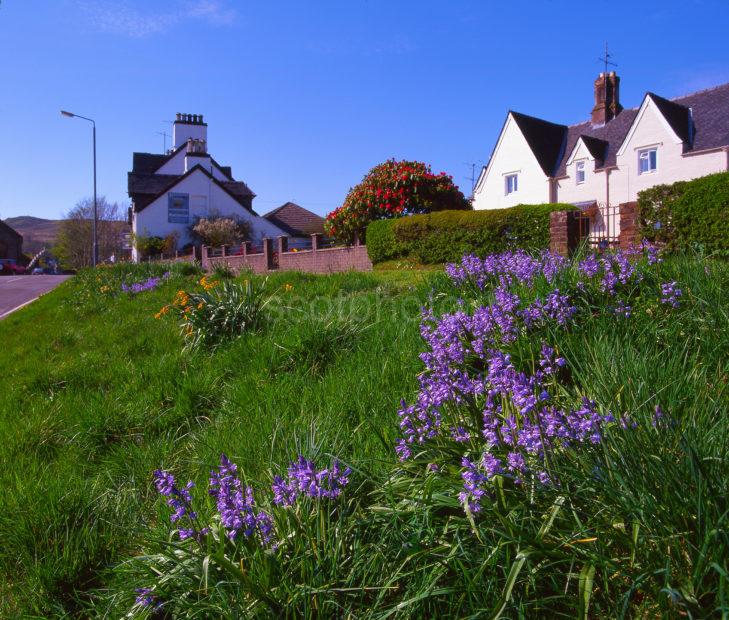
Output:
top-left (203, 234), bottom-right (372, 274)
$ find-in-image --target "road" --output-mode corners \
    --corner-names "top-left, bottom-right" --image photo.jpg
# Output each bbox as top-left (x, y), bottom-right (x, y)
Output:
top-left (0, 275), bottom-right (71, 319)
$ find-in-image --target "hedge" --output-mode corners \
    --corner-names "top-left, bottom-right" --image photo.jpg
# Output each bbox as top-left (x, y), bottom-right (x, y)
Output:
top-left (366, 203), bottom-right (576, 264)
top-left (638, 171), bottom-right (729, 256)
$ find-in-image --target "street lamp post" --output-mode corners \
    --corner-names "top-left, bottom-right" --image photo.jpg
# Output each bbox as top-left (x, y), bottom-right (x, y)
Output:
top-left (61, 110), bottom-right (98, 267)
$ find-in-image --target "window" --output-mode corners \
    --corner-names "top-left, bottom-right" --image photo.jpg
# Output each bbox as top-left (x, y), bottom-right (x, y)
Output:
top-left (575, 160), bottom-right (586, 184)
top-left (505, 173), bottom-right (518, 195)
top-left (168, 193), bottom-right (189, 223)
top-left (638, 148), bottom-right (657, 174)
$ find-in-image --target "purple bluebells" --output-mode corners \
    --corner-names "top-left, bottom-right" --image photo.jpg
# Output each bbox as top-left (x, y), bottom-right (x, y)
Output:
top-left (397, 249), bottom-right (654, 513)
top-left (135, 588), bottom-right (161, 609)
top-left (272, 456), bottom-right (352, 507)
top-left (153, 469), bottom-right (203, 541)
top-left (660, 281), bottom-right (682, 308)
top-left (445, 250), bottom-right (567, 290)
top-left (121, 272), bottom-right (170, 295)
top-left (209, 455), bottom-right (273, 543)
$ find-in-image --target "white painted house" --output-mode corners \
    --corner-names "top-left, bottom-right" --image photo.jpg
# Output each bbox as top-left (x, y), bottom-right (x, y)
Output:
top-left (128, 113), bottom-right (286, 261)
top-left (472, 74), bottom-right (729, 211)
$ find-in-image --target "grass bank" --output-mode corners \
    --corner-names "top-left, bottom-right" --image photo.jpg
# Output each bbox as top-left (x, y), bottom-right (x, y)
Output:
top-left (1, 252), bottom-right (728, 618)
top-left (0, 264), bottom-right (434, 617)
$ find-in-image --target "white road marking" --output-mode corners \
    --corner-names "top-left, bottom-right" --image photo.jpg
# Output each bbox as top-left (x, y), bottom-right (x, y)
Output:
top-left (0, 296), bottom-right (40, 319)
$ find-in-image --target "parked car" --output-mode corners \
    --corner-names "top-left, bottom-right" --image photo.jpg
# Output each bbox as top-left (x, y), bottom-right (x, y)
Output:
top-left (0, 259), bottom-right (25, 275)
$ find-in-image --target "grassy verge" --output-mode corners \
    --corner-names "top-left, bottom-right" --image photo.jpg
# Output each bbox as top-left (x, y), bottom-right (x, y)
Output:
top-left (1, 253), bottom-right (727, 618)
top-left (0, 264), bottom-right (435, 617)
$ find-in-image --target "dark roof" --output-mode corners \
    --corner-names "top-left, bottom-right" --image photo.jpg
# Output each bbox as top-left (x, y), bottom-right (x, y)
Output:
top-left (132, 146), bottom-right (233, 180)
top-left (0, 220), bottom-right (23, 241)
top-left (555, 108), bottom-right (639, 177)
top-left (510, 111), bottom-right (567, 176)
top-left (649, 93), bottom-right (691, 144)
top-left (263, 202), bottom-right (325, 237)
top-left (499, 81), bottom-right (729, 179)
top-left (579, 135), bottom-right (609, 167)
top-left (128, 165), bottom-right (255, 213)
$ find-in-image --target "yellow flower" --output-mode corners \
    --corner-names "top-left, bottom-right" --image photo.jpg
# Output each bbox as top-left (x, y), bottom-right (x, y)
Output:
top-left (283, 283), bottom-right (294, 292)
top-left (199, 275), bottom-right (218, 290)
top-left (197, 302), bottom-right (205, 310)
top-left (100, 285), bottom-right (110, 293)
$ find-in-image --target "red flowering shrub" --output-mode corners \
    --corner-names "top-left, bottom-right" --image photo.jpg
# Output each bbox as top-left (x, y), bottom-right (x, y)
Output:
top-left (325, 160), bottom-right (471, 243)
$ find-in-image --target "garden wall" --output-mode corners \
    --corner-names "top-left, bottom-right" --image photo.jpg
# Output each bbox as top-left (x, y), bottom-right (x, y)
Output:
top-left (203, 234), bottom-right (372, 274)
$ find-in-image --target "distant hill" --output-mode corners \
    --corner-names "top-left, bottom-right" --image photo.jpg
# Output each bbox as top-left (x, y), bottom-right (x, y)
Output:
top-left (4, 216), bottom-right (62, 254)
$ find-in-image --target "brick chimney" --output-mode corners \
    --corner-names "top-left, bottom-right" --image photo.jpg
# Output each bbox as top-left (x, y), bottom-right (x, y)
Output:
top-left (591, 72), bottom-right (622, 125)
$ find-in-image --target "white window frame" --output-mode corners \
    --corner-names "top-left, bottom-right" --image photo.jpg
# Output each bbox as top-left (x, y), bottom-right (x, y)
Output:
top-left (575, 160), bottom-right (586, 185)
top-left (504, 173), bottom-right (518, 195)
top-left (638, 148), bottom-right (657, 175)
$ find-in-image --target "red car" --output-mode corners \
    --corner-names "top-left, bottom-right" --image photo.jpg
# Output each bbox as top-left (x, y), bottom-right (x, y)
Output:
top-left (0, 259), bottom-right (26, 275)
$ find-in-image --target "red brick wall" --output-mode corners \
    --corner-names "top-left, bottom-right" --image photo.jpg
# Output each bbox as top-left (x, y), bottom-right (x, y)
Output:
top-left (618, 202), bottom-right (639, 250)
top-left (206, 253), bottom-right (269, 274)
top-left (279, 245), bottom-right (372, 273)
top-left (203, 239), bottom-right (372, 274)
top-left (549, 210), bottom-right (581, 256)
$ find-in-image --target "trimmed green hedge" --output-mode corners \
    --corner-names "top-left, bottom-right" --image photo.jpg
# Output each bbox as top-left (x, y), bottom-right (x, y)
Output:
top-left (638, 171), bottom-right (729, 256)
top-left (366, 203), bottom-right (575, 264)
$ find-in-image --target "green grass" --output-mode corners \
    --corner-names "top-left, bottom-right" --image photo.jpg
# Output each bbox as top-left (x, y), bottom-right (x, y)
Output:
top-left (0, 265), bottom-right (435, 617)
top-left (1, 256), bottom-right (728, 618)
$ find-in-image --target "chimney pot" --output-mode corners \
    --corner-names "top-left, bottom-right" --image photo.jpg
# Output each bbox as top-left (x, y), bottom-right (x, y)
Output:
top-left (176, 113), bottom-right (181, 121)
top-left (199, 114), bottom-right (204, 123)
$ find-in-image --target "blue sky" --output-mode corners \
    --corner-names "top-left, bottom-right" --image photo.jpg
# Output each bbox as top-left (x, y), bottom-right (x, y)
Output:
top-left (1, 0), bottom-right (728, 220)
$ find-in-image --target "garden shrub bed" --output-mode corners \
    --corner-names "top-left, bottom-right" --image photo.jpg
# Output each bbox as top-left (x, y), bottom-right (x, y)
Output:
top-left (366, 203), bottom-right (575, 264)
top-left (638, 170), bottom-right (729, 255)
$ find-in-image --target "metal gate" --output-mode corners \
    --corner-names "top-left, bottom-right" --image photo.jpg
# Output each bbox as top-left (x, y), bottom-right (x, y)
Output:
top-left (575, 203), bottom-right (620, 250)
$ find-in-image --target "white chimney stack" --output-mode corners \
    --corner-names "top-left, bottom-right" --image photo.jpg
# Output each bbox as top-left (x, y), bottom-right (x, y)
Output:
top-left (172, 113), bottom-right (207, 150)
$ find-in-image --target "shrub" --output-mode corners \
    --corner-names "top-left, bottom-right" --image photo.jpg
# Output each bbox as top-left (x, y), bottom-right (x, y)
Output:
top-left (638, 171), bottom-right (729, 255)
top-left (367, 203), bottom-right (575, 264)
top-left (325, 160), bottom-right (471, 244)
top-left (190, 214), bottom-right (251, 247)
top-left (132, 234), bottom-right (166, 259)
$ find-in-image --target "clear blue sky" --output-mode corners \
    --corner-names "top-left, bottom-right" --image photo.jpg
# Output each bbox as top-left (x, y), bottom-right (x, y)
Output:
top-left (1, 0), bottom-right (728, 220)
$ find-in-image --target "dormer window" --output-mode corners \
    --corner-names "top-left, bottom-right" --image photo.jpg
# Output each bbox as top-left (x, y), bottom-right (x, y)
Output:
top-left (638, 148), bottom-right (657, 174)
top-left (505, 173), bottom-right (518, 195)
top-left (576, 160), bottom-right (586, 185)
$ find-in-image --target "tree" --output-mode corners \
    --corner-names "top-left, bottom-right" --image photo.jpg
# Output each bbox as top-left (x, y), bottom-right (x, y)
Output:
top-left (54, 197), bottom-right (128, 269)
top-left (325, 160), bottom-right (471, 243)
top-left (189, 213), bottom-right (250, 247)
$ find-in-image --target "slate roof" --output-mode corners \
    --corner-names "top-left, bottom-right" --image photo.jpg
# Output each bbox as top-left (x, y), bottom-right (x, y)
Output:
top-left (128, 145), bottom-right (253, 212)
top-left (510, 112), bottom-right (568, 176)
top-left (495, 81), bottom-right (729, 179)
top-left (128, 166), bottom-right (255, 213)
top-left (263, 202), bottom-right (325, 237)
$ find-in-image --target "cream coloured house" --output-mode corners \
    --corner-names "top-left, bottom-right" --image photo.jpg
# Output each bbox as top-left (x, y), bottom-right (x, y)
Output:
top-left (472, 73), bottom-right (729, 211)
